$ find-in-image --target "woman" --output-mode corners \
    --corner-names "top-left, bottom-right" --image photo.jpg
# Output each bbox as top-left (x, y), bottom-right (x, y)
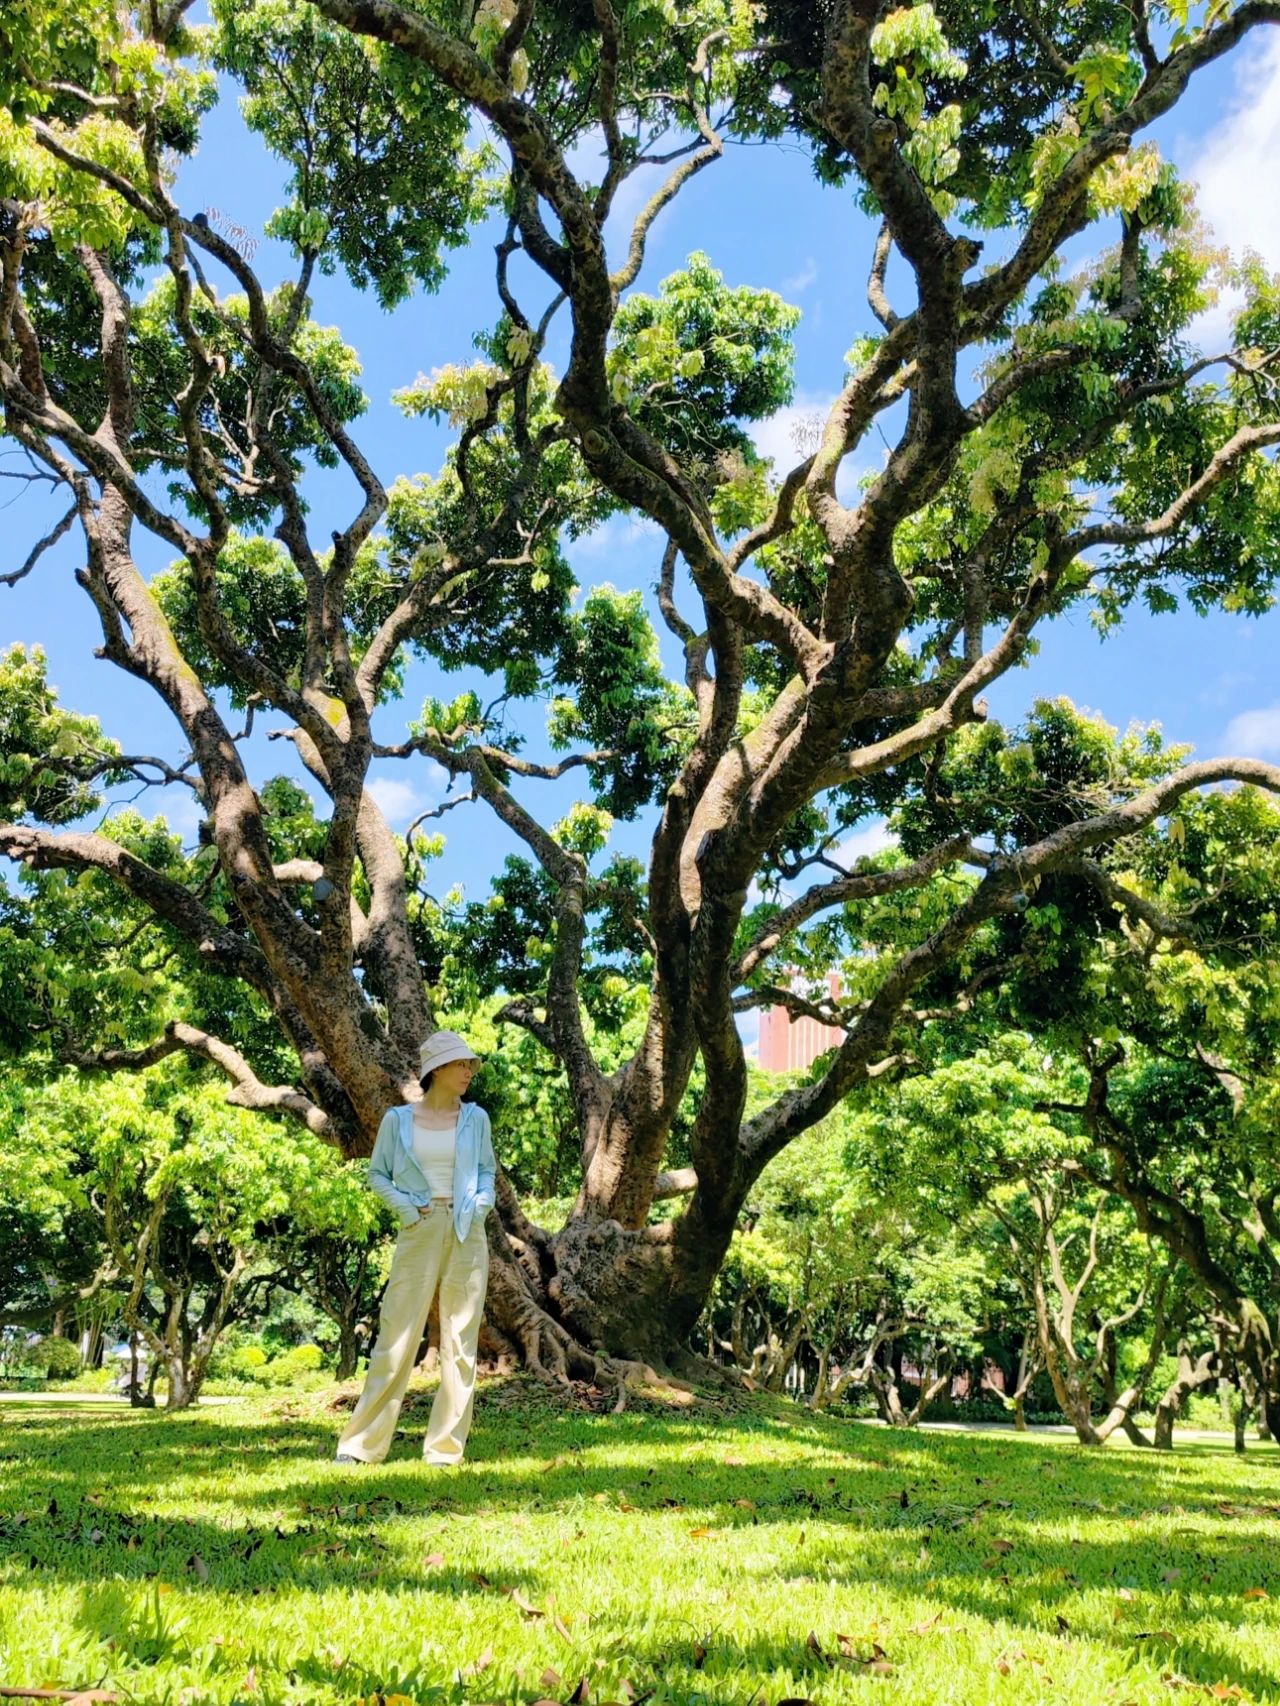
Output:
top-left (336, 1031), bottom-right (496, 1466)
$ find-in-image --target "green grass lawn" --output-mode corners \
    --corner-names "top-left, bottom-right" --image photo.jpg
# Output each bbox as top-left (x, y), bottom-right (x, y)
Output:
top-left (2, 1380), bottom-right (1278, 1706)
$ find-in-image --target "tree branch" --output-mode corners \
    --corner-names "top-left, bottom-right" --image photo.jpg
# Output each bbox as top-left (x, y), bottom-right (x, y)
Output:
top-left (734, 833), bottom-right (970, 982)
top-left (65, 1020), bottom-right (332, 1135)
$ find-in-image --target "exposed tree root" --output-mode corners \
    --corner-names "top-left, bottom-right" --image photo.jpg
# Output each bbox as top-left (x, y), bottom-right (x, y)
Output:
top-left (482, 1193), bottom-right (693, 1409)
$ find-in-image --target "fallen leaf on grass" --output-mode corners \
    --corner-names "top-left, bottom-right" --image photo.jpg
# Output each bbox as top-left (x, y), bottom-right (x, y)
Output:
top-left (692, 1638), bottom-right (708, 1670)
top-left (1134, 1631), bottom-right (1177, 1642)
top-left (907, 1614), bottom-right (955, 1636)
top-left (186, 1553), bottom-right (209, 1583)
top-left (569, 1681), bottom-right (590, 1704)
top-left (1161, 1568), bottom-right (1184, 1584)
top-left (553, 1615), bottom-right (573, 1642)
top-left (733, 1499), bottom-right (755, 1510)
top-left (1161, 1678), bottom-right (1246, 1699)
top-left (1056, 1615), bottom-right (1071, 1634)
top-left (687, 1527), bottom-right (713, 1539)
top-left (832, 1635), bottom-right (892, 1674)
top-left (462, 1645), bottom-right (495, 1678)
top-left (539, 1668), bottom-right (562, 1689)
top-left (996, 1648), bottom-right (1056, 1683)
top-left (990, 1538), bottom-right (1015, 1554)
top-left (508, 1589), bottom-right (545, 1620)
top-left (423, 1551), bottom-right (446, 1568)
top-left (1243, 1588), bottom-right (1269, 1601)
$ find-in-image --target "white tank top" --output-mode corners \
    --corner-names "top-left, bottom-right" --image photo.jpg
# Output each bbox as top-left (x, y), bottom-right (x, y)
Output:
top-left (411, 1112), bottom-right (457, 1197)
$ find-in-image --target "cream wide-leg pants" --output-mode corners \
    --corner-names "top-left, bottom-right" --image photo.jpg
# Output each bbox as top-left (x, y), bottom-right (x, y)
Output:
top-left (337, 1207), bottom-right (489, 1465)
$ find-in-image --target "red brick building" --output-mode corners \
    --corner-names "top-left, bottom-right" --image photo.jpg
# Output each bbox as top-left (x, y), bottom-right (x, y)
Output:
top-left (757, 973), bottom-right (843, 1073)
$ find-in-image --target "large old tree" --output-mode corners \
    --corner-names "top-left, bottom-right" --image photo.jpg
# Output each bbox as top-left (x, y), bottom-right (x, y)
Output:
top-left (4, 0), bottom-right (1280, 1381)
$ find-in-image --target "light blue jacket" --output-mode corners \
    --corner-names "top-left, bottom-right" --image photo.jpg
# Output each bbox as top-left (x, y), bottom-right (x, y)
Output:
top-left (367, 1102), bottom-right (497, 1240)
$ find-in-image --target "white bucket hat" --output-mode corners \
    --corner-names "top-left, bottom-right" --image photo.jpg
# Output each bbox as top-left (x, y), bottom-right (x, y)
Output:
top-left (418, 1030), bottom-right (481, 1078)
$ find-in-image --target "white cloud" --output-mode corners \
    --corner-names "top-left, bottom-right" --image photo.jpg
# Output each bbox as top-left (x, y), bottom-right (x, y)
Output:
top-left (835, 819), bottom-right (897, 866)
top-left (750, 393), bottom-right (876, 503)
top-left (1185, 282), bottom-right (1246, 358)
top-left (782, 258), bottom-right (818, 295)
top-left (750, 394), bottom-right (834, 472)
top-left (139, 786), bottom-right (204, 843)
top-left (1225, 703), bottom-right (1280, 757)
top-left (570, 511), bottom-right (662, 560)
top-left (366, 766), bottom-right (448, 828)
top-left (1189, 34), bottom-right (1280, 274)
top-left (738, 1009), bottom-right (761, 1055)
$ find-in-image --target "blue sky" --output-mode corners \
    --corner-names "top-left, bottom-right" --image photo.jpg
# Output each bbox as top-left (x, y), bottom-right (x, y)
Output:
top-left (5, 27), bottom-right (1280, 921)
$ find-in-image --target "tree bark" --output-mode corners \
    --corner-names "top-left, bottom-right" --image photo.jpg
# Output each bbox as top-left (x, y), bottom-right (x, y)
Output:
top-left (7, 0), bottom-right (1280, 1392)
top-left (1152, 1343), bottom-right (1217, 1451)
top-left (335, 1317), bottom-right (362, 1382)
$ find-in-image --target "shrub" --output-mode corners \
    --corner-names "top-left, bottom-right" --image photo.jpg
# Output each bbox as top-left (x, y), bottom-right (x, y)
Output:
top-left (261, 1343), bottom-right (326, 1385)
top-left (74, 1364), bottom-right (118, 1393)
top-left (41, 1336), bottom-right (83, 1380)
top-left (218, 1343), bottom-right (269, 1381)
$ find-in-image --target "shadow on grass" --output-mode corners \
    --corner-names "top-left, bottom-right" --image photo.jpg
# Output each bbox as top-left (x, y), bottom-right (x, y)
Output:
top-left (3, 1383), bottom-right (1279, 1701)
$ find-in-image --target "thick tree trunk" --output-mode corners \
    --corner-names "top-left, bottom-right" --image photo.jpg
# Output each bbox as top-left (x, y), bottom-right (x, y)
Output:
top-left (496, 1181), bottom-right (738, 1373)
top-left (864, 1341), bottom-right (952, 1428)
top-left (811, 1345), bottom-right (831, 1410)
top-left (1039, 1340), bottom-right (1103, 1444)
top-left (1152, 1400), bottom-right (1176, 1451)
top-left (335, 1317), bottom-right (361, 1381)
top-left (1094, 1383), bottom-right (1152, 1446)
top-left (164, 1355), bottom-right (193, 1411)
top-left (1152, 1342), bottom-right (1217, 1451)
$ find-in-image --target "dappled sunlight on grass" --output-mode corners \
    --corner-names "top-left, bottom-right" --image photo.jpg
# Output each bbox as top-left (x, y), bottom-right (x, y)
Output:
top-left (2, 1381), bottom-right (1278, 1704)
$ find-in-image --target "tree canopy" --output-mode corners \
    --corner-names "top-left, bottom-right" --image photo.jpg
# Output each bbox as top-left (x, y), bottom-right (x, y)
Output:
top-left (3, 0), bottom-right (1280, 1391)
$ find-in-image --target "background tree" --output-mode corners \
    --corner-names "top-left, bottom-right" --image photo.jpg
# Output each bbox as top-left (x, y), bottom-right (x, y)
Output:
top-left (4, 0), bottom-right (1280, 1381)
top-left (4, 1067), bottom-right (374, 1407)
top-left (709, 1104), bottom-right (990, 1420)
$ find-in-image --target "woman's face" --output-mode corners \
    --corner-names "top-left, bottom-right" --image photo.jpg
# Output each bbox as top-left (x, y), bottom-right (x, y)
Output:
top-left (433, 1056), bottom-right (478, 1098)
